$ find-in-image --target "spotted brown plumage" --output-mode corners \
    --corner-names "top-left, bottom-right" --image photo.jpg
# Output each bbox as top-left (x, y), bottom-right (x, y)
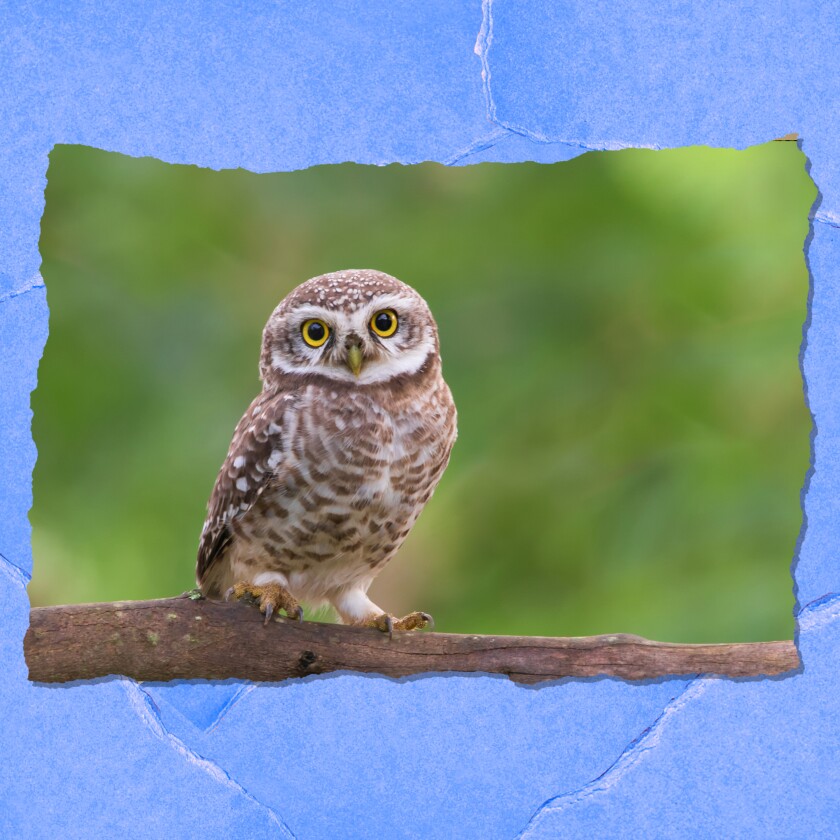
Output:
top-left (196, 388), bottom-right (298, 593)
top-left (197, 269), bottom-right (457, 632)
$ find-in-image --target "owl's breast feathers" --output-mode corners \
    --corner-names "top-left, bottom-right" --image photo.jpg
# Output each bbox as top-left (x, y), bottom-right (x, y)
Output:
top-left (197, 358), bottom-right (457, 597)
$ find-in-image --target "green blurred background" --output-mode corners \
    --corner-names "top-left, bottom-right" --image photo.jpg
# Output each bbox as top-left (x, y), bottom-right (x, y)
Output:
top-left (31, 142), bottom-right (815, 642)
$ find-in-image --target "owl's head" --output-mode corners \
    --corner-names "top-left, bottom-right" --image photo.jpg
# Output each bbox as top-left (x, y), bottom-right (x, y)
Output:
top-left (259, 269), bottom-right (440, 386)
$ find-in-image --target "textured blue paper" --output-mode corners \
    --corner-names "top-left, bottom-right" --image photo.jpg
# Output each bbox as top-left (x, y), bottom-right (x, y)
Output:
top-left (1, 2), bottom-right (838, 836)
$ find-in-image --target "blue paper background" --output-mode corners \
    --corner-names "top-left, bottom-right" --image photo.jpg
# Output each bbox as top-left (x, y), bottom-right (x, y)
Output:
top-left (1, 2), bottom-right (838, 836)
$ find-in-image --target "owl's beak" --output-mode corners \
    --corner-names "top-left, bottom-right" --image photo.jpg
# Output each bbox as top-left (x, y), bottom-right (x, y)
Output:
top-left (347, 343), bottom-right (364, 376)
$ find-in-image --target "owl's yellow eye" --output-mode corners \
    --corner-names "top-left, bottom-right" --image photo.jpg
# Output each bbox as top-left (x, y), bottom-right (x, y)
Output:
top-left (370, 309), bottom-right (398, 338)
top-left (302, 319), bottom-right (330, 348)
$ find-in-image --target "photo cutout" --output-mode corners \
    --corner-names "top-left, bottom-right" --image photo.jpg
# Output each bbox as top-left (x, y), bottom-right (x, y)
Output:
top-left (32, 141), bottom-right (815, 642)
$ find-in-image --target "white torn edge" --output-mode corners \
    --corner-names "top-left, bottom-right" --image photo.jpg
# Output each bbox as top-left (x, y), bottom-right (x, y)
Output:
top-left (0, 273), bottom-right (45, 305)
top-left (472, 0), bottom-right (663, 151)
top-left (204, 683), bottom-right (257, 734)
top-left (121, 680), bottom-right (296, 839)
top-left (474, 0), bottom-right (497, 124)
top-left (444, 127), bottom-right (511, 166)
top-left (445, 126), bottom-right (600, 167)
top-left (0, 551), bottom-right (31, 589)
top-left (516, 678), bottom-right (709, 839)
top-left (814, 210), bottom-right (840, 229)
top-left (796, 592), bottom-right (840, 634)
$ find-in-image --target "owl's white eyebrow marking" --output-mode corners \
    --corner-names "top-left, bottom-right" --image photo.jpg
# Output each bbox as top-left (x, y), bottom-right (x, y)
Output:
top-left (292, 304), bottom-right (345, 322)
top-left (236, 477), bottom-right (249, 492)
top-left (358, 291), bottom-right (413, 315)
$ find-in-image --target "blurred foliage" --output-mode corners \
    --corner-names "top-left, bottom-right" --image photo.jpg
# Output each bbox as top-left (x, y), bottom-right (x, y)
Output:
top-left (32, 142), bottom-right (815, 642)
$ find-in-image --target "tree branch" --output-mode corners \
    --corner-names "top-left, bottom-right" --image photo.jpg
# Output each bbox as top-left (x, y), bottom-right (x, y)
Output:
top-left (24, 595), bottom-right (799, 684)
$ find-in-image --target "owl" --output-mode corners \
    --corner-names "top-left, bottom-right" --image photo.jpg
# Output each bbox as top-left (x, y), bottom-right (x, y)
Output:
top-left (196, 269), bottom-right (457, 634)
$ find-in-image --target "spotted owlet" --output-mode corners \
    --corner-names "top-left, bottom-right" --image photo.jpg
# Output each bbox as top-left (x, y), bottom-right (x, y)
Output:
top-left (196, 269), bottom-right (457, 633)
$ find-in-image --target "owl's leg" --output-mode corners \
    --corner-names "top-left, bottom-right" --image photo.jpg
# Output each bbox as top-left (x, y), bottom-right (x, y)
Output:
top-left (225, 572), bottom-right (303, 626)
top-left (332, 588), bottom-right (433, 637)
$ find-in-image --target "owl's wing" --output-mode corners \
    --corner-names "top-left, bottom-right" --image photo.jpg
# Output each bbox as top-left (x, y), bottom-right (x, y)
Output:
top-left (196, 389), bottom-right (296, 594)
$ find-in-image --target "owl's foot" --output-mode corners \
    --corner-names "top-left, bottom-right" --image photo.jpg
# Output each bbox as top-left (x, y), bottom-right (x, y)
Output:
top-left (225, 581), bottom-right (304, 626)
top-left (365, 611), bottom-right (434, 638)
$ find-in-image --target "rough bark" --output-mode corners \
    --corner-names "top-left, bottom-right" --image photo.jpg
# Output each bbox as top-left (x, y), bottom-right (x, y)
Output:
top-left (24, 595), bottom-right (800, 684)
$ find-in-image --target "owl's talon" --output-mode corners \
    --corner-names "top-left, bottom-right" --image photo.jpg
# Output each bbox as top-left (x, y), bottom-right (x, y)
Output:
top-left (363, 613), bottom-right (393, 636)
top-left (365, 611), bottom-right (431, 635)
top-left (392, 610), bottom-right (433, 632)
top-left (226, 581), bottom-right (301, 627)
top-left (420, 612), bottom-right (434, 631)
